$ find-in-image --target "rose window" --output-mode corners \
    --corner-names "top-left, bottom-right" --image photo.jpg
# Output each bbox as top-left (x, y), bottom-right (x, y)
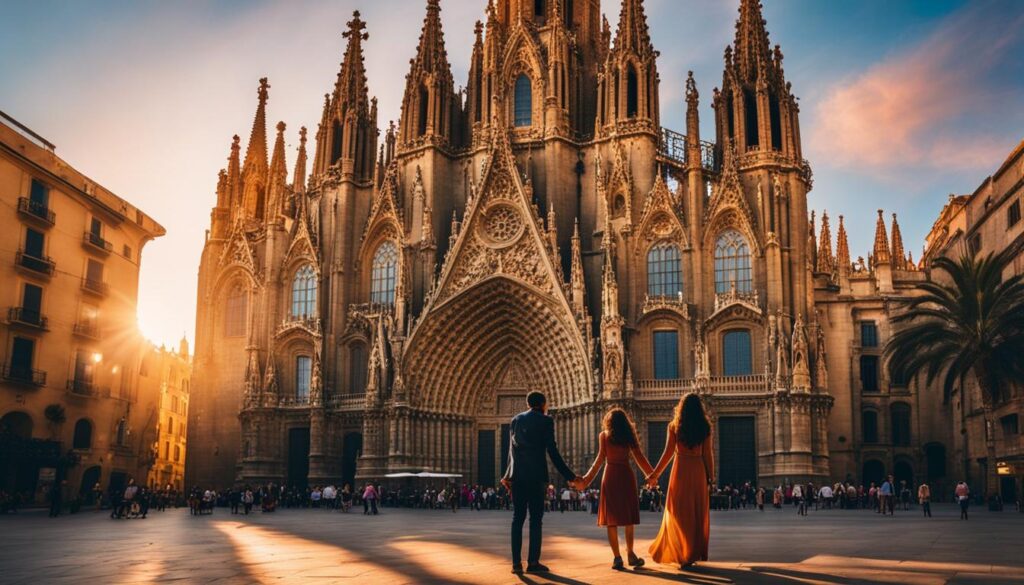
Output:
top-left (481, 204), bottom-right (524, 247)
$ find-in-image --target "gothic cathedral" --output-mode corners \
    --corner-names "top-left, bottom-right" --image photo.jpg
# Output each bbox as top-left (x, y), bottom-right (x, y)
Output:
top-left (187, 0), bottom-right (840, 491)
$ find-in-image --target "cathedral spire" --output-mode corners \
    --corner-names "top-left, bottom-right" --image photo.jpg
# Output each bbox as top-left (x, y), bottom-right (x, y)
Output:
top-left (413, 0), bottom-right (449, 76)
top-left (872, 209), bottom-right (891, 265)
top-left (890, 212), bottom-right (906, 270)
top-left (817, 210), bottom-right (834, 274)
top-left (613, 0), bottom-right (654, 55)
top-left (292, 126), bottom-right (307, 194)
top-left (266, 121), bottom-right (289, 222)
top-left (399, 0), bottom-right (458, 149)
top-left (836, 214), bottom-right (850, 275)
top-left (241, 78), bottom-right (270, 219)
top-left (335, 12), bottom-right (371, 115)
top-left (570, 219), bottom-right (586, 317)
top-left (732, 0), bottom-right (772, 81)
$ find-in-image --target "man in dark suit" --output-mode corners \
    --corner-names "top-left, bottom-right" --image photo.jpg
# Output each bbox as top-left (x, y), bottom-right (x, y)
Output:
top-left (500, 391), bottom-right (580, 574)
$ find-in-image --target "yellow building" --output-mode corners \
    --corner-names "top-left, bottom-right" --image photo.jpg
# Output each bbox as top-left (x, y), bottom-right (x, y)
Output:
top-left (144, 339), bottom-right (191, 492)
top-left (0, 111), bottom-right (165, 504)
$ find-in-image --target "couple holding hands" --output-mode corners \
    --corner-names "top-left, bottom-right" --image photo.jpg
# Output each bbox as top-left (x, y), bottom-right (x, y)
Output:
top-left (502, 391), bottom-right (714, 574)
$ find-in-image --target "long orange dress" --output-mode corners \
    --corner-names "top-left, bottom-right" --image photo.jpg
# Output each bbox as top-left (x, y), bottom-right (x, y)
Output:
top-left (581, 431), bottom-right (653, 526)
top-left (648, 428), bottom-right (714, 566)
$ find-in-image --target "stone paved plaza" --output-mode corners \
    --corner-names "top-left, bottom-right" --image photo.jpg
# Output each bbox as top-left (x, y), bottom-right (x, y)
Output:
top-left (0, 504), bottom-right (1021, 584)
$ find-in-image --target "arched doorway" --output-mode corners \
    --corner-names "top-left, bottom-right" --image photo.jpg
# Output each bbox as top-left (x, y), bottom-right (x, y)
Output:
top-left (1, 411), bottom-right (33, 438)
top-left (79, 465), bottom-right (101, 503)
top-left (403, 277), bottom-right (592, 483)
top-left (341, 432), bottom-right (362, 490)
top-left (862, 459), bottom-right (885, 487)
top-left (894, 459), bottom-right (914, 492)
top-left (287, 428), bottom-right (310, 489)
top-left (0, 412), bottom-right (38, 494)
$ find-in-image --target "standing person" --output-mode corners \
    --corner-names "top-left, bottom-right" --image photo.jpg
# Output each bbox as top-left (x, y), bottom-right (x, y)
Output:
top-left (792, 484), bottom-right (805, 516)
top-left (755, 486), bottom-right (765, 511)
top-left (918, 482), bottom-right (931, 517)
top-left (341, 484), bottom-right (352, 512)
top-left (242, 489), bottom-right (254, 515)
top-left (362, 483), bottom-right (378, 515)
top-left (47, 481), bottom-right (62, 518)
top-left (955, 481), bottom-right (970, 520)
top-left (500, 391), bottom-right (581, 575)
top-left (880, 475), bottom-right (895, 516)
top-left (645, 393), bottom-right (715, 569)
top-left (578, 408), bottom-right (655, 570)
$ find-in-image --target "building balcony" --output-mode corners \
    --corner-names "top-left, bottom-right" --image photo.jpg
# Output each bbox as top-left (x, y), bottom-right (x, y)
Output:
top-left (82, 231), bottom-right (112, 255)
top-left (66, 378), bottom-right (109, 398)
top-left (15, 249), bottom-right (55, 277)
top-left (7, 307), bottom-right (48, 330)
top-left (81, 277), bottom-right (109, 297)
top-left (325, 395), bottom-right (366, 410)
top-left (635, 374), bottom-right (773, 400)
top-left (72, 321), bottom-right (102, 340)
top-left (16, 197), bottom-right (55, 227)
top-left (278, 395), bottom-right (310, 408)
top-left (1, 363), bottom-right (46, 386)
top-left (713, 285), bottom-right (761, 315)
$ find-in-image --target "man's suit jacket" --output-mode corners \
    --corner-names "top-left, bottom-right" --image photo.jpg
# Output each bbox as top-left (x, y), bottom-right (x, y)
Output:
top-left (502, 409), bottom-right (575, 486)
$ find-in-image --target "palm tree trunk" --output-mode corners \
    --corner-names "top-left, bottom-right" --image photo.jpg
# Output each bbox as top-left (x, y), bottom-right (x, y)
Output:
top-left (972, 362), bottom-right (1000, 502)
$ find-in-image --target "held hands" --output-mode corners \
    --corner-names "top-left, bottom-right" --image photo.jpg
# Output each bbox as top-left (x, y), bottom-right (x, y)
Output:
top-left (569, 476), bottom-right (586, 490)
top-left (644, 472), bottom-right (660, 488)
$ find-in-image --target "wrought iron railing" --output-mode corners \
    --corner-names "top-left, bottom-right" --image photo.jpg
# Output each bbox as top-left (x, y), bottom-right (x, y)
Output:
top-left (1, 363), bottom-right (46, 386)
top-left (16, 250), bottom-right (55, 276)
top-left (8, 306), bottom-right (48, 329)
top-left (73, 321), bottom-right (102, 340)
top-left (658, 127), bottom-right (719, 172)
top-left (81, 277), bottom-right (109, 296)
top-left (82, 231), bottom-right (112, 254)
top-left (17, 197), bottom-right (55, 225)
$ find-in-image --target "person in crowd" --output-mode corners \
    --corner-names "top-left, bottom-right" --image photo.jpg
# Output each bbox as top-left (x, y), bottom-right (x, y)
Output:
top-left (879, 475), bottom-right (895, 516)
top-left (578, 408), bottom-right (654, 570)
top-left (243, 488), bottom-right (254, 514)
top-left (819, 483), bottom-right (833, 509)
top-left (341, 484), bottom-right (353, 512)
top-left (792, 483), bottom-right (805, 516)
top-left (900, 481), bottom-right (912, 511)
top-left (362, 482), bottom-right (379, 515)
top-left (646, 393), bottom-right (715, 570)
top-left (917, 482), bottom-right (931, 517)
top-left (755, 486), bottom-right (765, 511)
top-left (955, 481), bottom-right (970, 520)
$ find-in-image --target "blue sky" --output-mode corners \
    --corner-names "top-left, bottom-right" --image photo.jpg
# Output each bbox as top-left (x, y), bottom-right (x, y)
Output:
top-left (2, 0), bottom-right (1023, 346)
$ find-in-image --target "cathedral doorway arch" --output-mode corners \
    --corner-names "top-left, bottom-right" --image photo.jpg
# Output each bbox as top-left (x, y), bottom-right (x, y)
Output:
top-left (341, 432), bottom-right (363, 489)
top-left (404, 276), bottom-right (591, 484)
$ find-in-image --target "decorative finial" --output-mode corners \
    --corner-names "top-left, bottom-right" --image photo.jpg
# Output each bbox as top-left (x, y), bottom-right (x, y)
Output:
top-left (258, 77), bottom-right (270, 104)
top-left (344, 10), bottom-right (369, 41)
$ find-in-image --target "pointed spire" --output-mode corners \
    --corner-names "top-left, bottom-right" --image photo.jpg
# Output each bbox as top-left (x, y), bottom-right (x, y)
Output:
top-left (614, 0), bottom-right (654, 55)
top-left (215, 169), bottom-right (228, 209)
top-left (334, 12), bottom-right (371, 114)
top-left (269, 121), bottom-right (288, 190)
top-left (732, 0), bottom-right (772, 81)
top-left (292, 126), bottom-right (308, 194)
top-left (412, 0), bottom-right (449, 76)
top-left (227, 135), bottom-right (242, 211)
top-left (873, 209), bottom-right (891, 265)
top-left (817, 211), bottom-right (834, 273)
top-left (570, 219), bottom-right (586, 316)
top-left (836, 214), bottom-right (850, 275)
top-left (242, 78), bottom-right (270, 181)
top-left (890, 212), bottom-right (906, 270)
top-left (907, 250), bottom-right (916, 271)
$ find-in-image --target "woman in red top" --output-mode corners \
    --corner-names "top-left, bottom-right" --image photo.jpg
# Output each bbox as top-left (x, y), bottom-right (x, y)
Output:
top-left (580, 408), bottom-right (654, 570)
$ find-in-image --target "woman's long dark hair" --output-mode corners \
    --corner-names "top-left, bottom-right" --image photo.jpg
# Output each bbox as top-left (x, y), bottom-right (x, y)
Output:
top-left (603, 408), bottom-right (639, 447)
top-left (671, 393), bottom-right (711, 448)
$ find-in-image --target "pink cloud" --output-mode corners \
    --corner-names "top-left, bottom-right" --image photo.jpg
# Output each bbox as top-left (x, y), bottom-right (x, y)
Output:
top-left (810, 4), bottom-right (1024, 172)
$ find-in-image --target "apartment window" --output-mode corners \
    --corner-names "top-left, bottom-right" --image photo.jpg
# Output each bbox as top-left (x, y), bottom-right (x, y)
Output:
top-left (1008, 200), bottom-right (1021, 229)
top-left (862, 410), bottom-right (879, 444)
top-left (90, 217), bottom-right (103, 238)
top-left (123, 244), bottom-right (132, 260)
top-left (296, 356), bottom-right (312, 400)
top-left (723, 329), bottom-right (753, 376)
top-left (72, 419), bottom-right (93, 450)
top-left (860, 321), bottom-right (878, 347)
top-left (86, 259), bottom-right (104, 285)
top-left (652, 330), bottom-right (679, 380)
top-left (174, 445), bottom-right (181, 463)
top-left (74, 349), bottom-right (95, 385)
top-left (24, 228), bottom-right (45, 258)
top-left (891, 403), bottom-right (911, 446)
top-left (969, 233), bottom-right (982, 255)
top-left (21, 283), bottom-right (43, 325)
top-left (30, 179), bottom-right (49, 207)
top-left (1002, 414), bottom-right (1020, 436)
top-left (860, 355), bottom-right (879, 392)
top-left (163, 442), bottom-right (170, 459)
top-left (10, 337), bottom-right (36, 379)
top-left (115, 419), bottom-right (127, 446)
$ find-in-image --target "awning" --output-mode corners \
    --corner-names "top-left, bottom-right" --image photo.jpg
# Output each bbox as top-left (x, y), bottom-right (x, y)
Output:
top-left (384, 472), bottom-right (463, 478)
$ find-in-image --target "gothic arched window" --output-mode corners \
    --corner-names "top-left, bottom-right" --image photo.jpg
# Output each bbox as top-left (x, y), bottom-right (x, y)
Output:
top-left (626, 65), bottom-right (639, 118)
top-left (514, 75), bottom-right (532, 127)
top-left (714, 230), bottom-right (752, 293)
top-left (722, 329), bottom-right (752, 376)
top-left (370, 241), bottom-right (398, 305)
top-left (349, 344), bottom-right (367, 395)
top-left (647, 242), bottom-right (682, 297)
top-left (290, 264), bottom-right (317, 319)
top-left (224, 284), bottom-right (248, 337)
top-left (296, 356), bottom-right (312, 401)
top-left (418, 85), bottom-right (429, 137)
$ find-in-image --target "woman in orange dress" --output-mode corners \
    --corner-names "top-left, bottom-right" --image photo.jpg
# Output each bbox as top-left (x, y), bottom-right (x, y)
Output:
top-left (645, 393), bottom-right (714, 568)
top-left (579, 408), bottom-right (654, 570)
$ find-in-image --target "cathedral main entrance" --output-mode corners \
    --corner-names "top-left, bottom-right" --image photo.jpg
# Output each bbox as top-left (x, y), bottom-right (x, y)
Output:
top-left (401, 276), bottom-right (592, 485)
top-left (717, 416), bottom-right (757, 487)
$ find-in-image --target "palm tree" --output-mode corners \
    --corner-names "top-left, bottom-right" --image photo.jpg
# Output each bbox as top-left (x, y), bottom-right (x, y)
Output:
top-left (886, 248), bottom-right (1024, 497)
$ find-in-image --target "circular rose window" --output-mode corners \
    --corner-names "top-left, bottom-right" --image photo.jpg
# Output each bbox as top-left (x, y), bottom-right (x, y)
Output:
top-left (480, 203), bottom-right (524, 247)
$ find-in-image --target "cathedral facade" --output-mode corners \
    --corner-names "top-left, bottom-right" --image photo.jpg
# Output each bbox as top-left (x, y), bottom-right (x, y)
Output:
top-left (187, 0), bottom-right (948, 492)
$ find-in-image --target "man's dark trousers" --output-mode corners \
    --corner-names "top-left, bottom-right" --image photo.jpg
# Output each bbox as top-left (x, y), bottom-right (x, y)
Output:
top-left (511, 482), bottom-right (546, 565)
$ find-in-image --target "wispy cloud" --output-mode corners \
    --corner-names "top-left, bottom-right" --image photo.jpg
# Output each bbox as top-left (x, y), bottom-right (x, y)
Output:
top-left (810, 1), bottom-right (1024, 173)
